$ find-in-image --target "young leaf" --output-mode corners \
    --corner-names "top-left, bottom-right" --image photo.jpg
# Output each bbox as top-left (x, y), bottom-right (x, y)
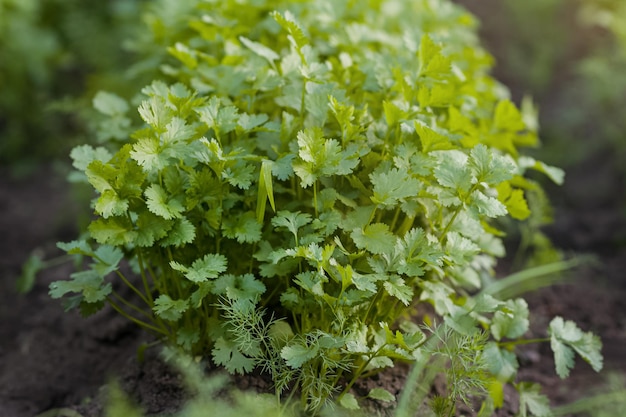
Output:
top-left (153, 294), bottom-right (189, 321)
top-left (370, 167), bottom-right (421, 206)
top-left (368, 387), bottom-right (396, 402)
top-left (517, 383), bottom-right (553, 417)
top-left (351, 223), bottom-right (396, 255)
top-left (170, 253), bottom-right (227, 283)
top-left (145, 184), bottom-right (185, 220)
top-left (49, 270), bottom-right (112, 303)
top-left (281, 339), bottom-right (319, 368)
top-left (212, 337), bottom-right (256, 375)
top-left (491, 299), bottom-right (529, 341)
top-left (549, 316), bottom-right (603, 378)
top-left (339, 393), bottom-right (360, 410)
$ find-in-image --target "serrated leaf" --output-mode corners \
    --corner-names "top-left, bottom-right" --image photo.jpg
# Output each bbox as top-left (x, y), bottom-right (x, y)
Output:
top-left (222, 213), bottom-right (262, 243)
top-left (517, 383), bottom-right (553, 417)
top-left (483, 342), bottom-right (518, 382)
top-left (491, 299), bottom-right (529, 340)
top-left (89, 217), bottom-right (136, 246)
top-left (57, 240), bottom-right (94, 256)
top-left (213, 274), bottom-right (266, 301)
top-left (153, 294), bottom-right (188, 321)
top-left (549, 317), bottom-right (603, 378)
top-left (160, 217), bottom-right (195, 247)
top-left (95, 189), bottom-right (129, 218)
top-left (212, 337), bottom-right (256, 375)
top-left (351, 223), bottom-right (396, 255)
top-left (470, 190), bottom-right (508, 218)
top-left (145, 184), bottom-right (185, 220)
top-left (282, 339), bottom-right (319, 368)
top-left (272, 210), bottom-right (312, 240)
top-left (93, 246), bottom-right (124, 277)
top-left (370, 167), bottom-right (421, 206)
top-left (415, 121), bottom-right (453, 152)
top-left (493, 100), bottom-right (525, 132)
top-left (138, 96), bottom-right (171, 130)
top-left (383, 275), bottom-right (413, 306)
top-left (469, 144), bottom-right (515, 184)
top-left (271, 10), bottom-right (308, 53)
top-left (49, 270), bottom-right (112, 303)
top-left (497, 182), bottom-right (531, 220)
top-left (170, 253), bottom-right (227, 283)
top-left (293, 127), bottom-right (359, 187)
top-left (70, 145), bottom-right (112, 172)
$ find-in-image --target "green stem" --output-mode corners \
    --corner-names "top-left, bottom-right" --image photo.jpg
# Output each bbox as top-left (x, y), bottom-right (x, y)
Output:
top-left (111, 290), bottom-right (154, 321)
top-left (107, 298), bottom-right (169, 336)
top-left (498, 337), bottom-right (549, 349)
top-left (135, 249), bottom-right (154, 305)
top-left (115, 270), bottom-right (151, 307)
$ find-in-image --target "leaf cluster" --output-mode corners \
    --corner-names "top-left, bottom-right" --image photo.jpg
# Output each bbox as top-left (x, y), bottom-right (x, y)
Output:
top-left (50, 0), bottom-right (602, 414)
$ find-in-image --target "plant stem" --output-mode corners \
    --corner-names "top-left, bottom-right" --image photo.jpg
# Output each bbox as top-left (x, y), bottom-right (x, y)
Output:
top-left (115, 270), bottom-right (151, 307)
top-left (107, 297), bottom-right (169, 336)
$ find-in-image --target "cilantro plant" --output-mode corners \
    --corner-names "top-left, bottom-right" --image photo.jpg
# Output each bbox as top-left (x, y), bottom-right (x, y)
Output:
top-left (51, 0), bottom-right (603, 413)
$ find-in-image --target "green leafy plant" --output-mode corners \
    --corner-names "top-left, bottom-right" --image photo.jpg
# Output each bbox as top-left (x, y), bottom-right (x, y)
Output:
top-left (50, 0), bottom-right (602, 414)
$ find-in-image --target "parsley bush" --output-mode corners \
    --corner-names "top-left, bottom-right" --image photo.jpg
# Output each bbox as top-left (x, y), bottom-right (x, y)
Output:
top-left (51, 0), bottom-right (603, 413)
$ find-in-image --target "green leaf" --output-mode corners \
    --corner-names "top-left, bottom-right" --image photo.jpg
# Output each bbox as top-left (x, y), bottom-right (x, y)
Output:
top-left (418, 35), bottom-right (451, 77)
top-left (212, 337), bottom-right (256, 375)
top-left (549, 317), bottom-right (603, 378)
top-left (170, 253), bottom-right (227, 283)
top-left (368, 388), bottom-right (395, 402)
top-left (491, 299), bottom-right (529, 341)
top-left (271, 10), bottom-right (308, 54)
top-left (153, 294), bottom-right (188, 321)
top-left (167, 42), bottom-right (198, 69)
top-left (70, 145), bottom-right (112, 172)
top-left (49, 270), bottom-right (112, 303)
top-left (351, 223), bottom-right (396, 255)
top-left (281, 339), bottom-right (319, 368)
top-left (256, 160), bottom-right (276, 223)
top-left (160, 217), bottom-right (196, 247)
top-left (212, 274), bottom-right (266, 301)
top-left (383, 274), bottom-right (413, 306)
top-left (433, 150), bottom-right (471, 192)
top-left (370, 167), bottom-right (421, 206)
top-left (415, 121), bottom-right (453, 152)
top-left (95, 189), bottom-right (129, 218)
top-left (517, 383), bottom-right (553, 417)
top-left (469, 144), bottom-right (515, 184)
top-left (93, 246), bottom-right (124, 277)
top-left (222, 213), bottom-right (262, 243)
top-left (497, 182), bottom-right (531, 220)
top-left (339, 393), bottom-right (360, 410)
top-left (138, 96), bottom-right (171, 130)
top-left (17, 252), bottom-right (45, 294)
top-left (89, 217), bottom-right (136, 246)
top-left (239, 36), bottom-right (279, 64)
top-left (482, 342), bottom-right (518, 382)
top-left (293, 127), bottom-right (359, 187)
top-left (271, 210), bottom-right (312, 241)
top-left (493, 100), bottom-right (525, 132)
top-left (57, 240), bottom-right (93, 256)
top-left (93, 91), bottom-right (129, 116)
top-left (145, 184), bottom-right (185, 220)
